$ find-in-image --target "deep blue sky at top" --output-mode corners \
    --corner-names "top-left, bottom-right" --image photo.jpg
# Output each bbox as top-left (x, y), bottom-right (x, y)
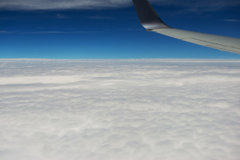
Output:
top-left (0, 0), bottom-right (240, 59)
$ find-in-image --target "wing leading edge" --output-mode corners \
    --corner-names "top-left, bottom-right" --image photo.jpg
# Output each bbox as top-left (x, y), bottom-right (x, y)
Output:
top-left (132, 0), bottom-right (240, 54)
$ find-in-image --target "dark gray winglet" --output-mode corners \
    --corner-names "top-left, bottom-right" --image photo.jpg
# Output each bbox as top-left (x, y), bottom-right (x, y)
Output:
top-left (132, 0), bottom-right (170, 30)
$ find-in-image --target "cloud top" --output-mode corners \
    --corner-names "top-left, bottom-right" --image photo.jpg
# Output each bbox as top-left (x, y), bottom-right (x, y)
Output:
top-left (0, 59), bottom-right (240, 160)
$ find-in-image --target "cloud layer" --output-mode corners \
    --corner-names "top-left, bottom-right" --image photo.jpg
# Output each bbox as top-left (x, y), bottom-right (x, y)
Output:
top-left (0, 59), bottom-right (240, 160)
top-left (0, 0), bottom-right (239, 10)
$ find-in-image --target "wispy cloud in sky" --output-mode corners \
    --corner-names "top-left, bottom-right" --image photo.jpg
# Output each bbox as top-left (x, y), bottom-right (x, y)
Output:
top-left (85, 16), bottom-right (115, 20)
top-left (1, 59), bottom-right (240, 160)
top-left (0, 31), bottom-right (98, 34)
top-left (21, 31), bottom-right (98, 34)
top-left (0, 0), bottom-right (239, 11)
top-left (56, 14), bottom-right (67, 19)
top-left (0, 31), bottom-right (10, 33)
top-left (225, 19), bottom-right (240, 22)
top-left (154, 0), bottom-right (240, 11)
top-left (0, 0), bottom-right (131, 10)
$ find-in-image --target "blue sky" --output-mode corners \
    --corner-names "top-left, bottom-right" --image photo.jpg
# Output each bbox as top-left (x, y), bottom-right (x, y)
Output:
top-left (0, 0), bottom-right (240, 59)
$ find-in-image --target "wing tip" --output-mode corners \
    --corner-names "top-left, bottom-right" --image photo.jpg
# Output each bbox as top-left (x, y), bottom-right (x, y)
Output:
top-left (132, 0), bottom-right (170, 30)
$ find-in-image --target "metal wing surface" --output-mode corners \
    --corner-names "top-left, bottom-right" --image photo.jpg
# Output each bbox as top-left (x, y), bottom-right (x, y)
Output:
top-left (132, 0), bottom-right (240, 54)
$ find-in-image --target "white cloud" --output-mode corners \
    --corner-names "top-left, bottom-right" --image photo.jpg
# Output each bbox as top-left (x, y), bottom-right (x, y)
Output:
top-left (0, 59), bottom-right (240, 160)
top-left (0, 0), bottom-right (131, 10)
top-left (0, 0), bottom-right (239, 11)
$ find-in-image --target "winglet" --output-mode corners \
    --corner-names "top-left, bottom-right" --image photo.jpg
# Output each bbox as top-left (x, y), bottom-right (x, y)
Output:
top-left (132, 0), bottom-right (170, 30)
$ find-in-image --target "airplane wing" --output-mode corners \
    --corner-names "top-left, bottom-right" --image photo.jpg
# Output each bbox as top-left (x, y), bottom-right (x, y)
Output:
top-left (132, 0), bottom-right (240, 54)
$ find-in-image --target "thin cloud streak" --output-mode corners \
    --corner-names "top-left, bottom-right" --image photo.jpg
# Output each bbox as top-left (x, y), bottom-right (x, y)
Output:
top-left (56, 14), bottom-right (67, 19)
top-left (0, 31), bottom-right (98, 34)
top-left (0, 31), bottom-right (11, 33)
top-left (225, 19), bottom-right (240, 22)
top-left (22, 31), bottom-right (98, 34)
top-left (0, 0), bottom-right (239, 11)
top-left (85, 16), bottom-right (115, 20)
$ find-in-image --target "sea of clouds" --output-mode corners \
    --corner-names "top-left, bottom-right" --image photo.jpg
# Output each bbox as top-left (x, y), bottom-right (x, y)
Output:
top-left (0, 59), bottom-right (240, 160)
